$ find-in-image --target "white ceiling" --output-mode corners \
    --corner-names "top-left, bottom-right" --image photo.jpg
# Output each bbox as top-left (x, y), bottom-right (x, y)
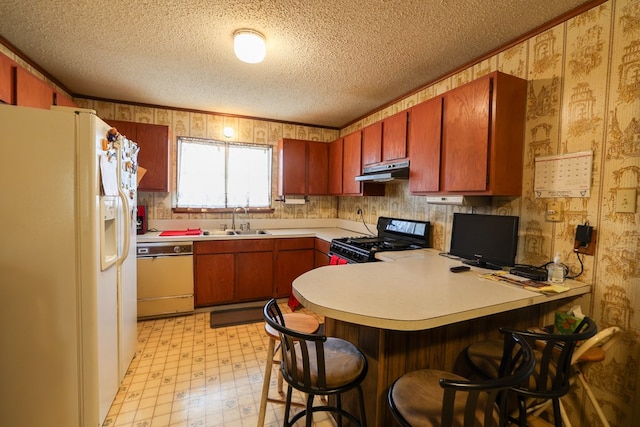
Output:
top-left (1, 0), bottom-right (594, 128)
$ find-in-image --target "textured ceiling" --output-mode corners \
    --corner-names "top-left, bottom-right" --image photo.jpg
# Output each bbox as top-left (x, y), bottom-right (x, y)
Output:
top-left (1, 0), bottom-right (594, 128)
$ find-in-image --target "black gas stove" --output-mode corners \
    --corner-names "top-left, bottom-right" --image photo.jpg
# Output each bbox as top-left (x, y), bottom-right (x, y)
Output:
top-left (330, 217), bottom-right (430, 263)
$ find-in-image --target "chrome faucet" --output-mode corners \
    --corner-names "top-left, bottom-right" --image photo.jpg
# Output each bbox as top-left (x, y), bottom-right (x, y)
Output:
top-left (231, 206), bottom-right (248, 230)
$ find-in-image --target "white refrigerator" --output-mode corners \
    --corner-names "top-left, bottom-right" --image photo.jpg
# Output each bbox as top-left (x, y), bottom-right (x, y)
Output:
top-left (0, 104), bottom-right (138, 426)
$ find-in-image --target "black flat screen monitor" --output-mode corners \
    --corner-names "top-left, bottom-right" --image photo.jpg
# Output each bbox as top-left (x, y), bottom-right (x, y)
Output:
top-left (449, 213), bottom-right (519, 270)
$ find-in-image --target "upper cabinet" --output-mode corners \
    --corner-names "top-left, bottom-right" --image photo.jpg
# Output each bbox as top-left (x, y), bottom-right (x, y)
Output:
top-left (0, 54), bottom-right (15, 105)
top-left (441, 72), bottom-right (526, 195)
top-left (328, 137), bottom-right (344, 195)
top-left (382, 110), bottom-right (408, 161)
top-left (15, 67), bottom-right (54, 109)
top-left (342, 131), bottom-right (385, 196)
top-left (409, 71), bottom-right (526, 196)
top-left (362, 122), bottom-right (382, 166)
top-left (362, 111), bottom-right (408, 167)
top-left (408, 96), bottom-right (443, 193)
top-left (342, 131), bottom-right (363, 195)
top-left (278, 138), bottom-right (329, 196)
top-left (54, 91), bottom-right (77, 107)
top-left (107, 120), bottom-right (170, 192)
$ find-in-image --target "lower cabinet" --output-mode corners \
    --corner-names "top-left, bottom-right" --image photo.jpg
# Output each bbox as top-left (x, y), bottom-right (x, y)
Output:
top-left (194, 237), bottom-right (315, 307)
top-left (194, 239), bottom-right (275, 307)
top-left (314, 238), bottom-right (331, 267)
top-left (274, 238), bottom-right (315, 298)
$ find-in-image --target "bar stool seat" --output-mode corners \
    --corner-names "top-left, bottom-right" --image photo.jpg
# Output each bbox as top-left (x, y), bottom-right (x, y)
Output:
top-left (257, 311), bottom-right (320, 426)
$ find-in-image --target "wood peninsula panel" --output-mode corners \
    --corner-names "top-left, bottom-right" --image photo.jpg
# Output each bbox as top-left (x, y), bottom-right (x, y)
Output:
top-left (324, 302), bottom-right (576, 427)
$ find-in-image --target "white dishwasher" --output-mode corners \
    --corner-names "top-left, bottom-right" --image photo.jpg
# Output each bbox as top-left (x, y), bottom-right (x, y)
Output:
top-left (136, 241), bottom-right (194, 319)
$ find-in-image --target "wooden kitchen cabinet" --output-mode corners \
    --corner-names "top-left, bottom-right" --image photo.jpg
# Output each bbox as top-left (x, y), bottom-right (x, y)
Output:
top-left (408, 96), bottom-right (443, 193)
top-left (54, 91), bottom-right (77, 107)
top-left (328, 137), bottom-right (343, 195)
top-left (440, 71), bottom-right (526, 195)
top-left (342, 131), bottom-right (385, 196)
top-left (314, 238), bottom-right (331, 268)
top-left (274, 238), bottom-right (315, 298)
top-left (278, 138), bottom-right (329, 196)
top-left (382, 110), bottom-right (408, 161)
top-left (342, 131), bottom-right (363, 195)
top-left (0, 53), bottom-right (15, 105)
top-left (362, 122), bottom-right (382, 166)
top-left (106, 120), bottom-right (170, 192)
top-left (15, 66), bottom-right (53, 109)
top-left (194, 253), bottom-right (235, 305)
top-left (194, 239), bottom-right (275, 307)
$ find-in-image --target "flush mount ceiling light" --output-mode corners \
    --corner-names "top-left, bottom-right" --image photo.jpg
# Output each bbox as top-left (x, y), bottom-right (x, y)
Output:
top-left (233, 29), bottom-right (266, 64)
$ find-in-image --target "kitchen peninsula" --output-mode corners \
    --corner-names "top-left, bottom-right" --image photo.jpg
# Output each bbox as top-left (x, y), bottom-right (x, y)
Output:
top-left (292, 249), bottom-right (591, 426)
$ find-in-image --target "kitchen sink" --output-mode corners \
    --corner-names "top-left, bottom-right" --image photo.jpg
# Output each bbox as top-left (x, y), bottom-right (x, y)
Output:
top-left (229, 229), bottom-right (270, 235)
top-left (204, 229), bottom-right (270, 236)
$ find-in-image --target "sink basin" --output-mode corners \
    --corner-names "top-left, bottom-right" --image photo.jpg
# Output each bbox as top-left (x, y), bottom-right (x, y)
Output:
top-left (204, 230), bottom-right (237, 236)
top-left (203, 229), bottom-right (270, 236)
top-left (229, 229), bottom-right (270, 235)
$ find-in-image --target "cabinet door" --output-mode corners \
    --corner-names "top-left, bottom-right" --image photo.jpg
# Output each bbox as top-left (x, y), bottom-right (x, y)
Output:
top-left (107, 120), bottom-right (169, 192)
top-left (314, 238), bottom-right (331, 268)
top-left (15, 67), bottom-right (53, 109)
top-left (383, 111), bottom-right (408, 161)
top-left (442, 76), bottom-right (490, 192)
top-left (194, 253), bottom-right (235, 306)
top-left (54, 91), bottom-right (77, 107)
top-left (107, 120), bottom-right (137, 140)
top-left (307, 141), bottom-right (329, 195)
top-left (342, 131), bottom-right (362, 195)
top-left (408, 97), bottom-right (443, 193)
top-left (275, 249), bottom-right (315, 297)
top-left (0, 53), bottom-right (15, 105)
top-left (136, 123), bottom-right (169, 191)
top-left (328, 138), bottom-right (343, 195)
top-left (235, 251), bottom-right (274, 301)
top-left (278, 138), bottom-right (307, 195)
top-left (362, 122), bottom-right (382, 166)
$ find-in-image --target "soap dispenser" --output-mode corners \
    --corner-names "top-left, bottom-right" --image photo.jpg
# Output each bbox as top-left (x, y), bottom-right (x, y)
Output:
top-left (548, 253), bottom-right (565, 283)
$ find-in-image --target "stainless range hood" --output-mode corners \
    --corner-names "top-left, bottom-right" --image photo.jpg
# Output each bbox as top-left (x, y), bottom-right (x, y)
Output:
top-left (355, 160), bottom-right (410, 183)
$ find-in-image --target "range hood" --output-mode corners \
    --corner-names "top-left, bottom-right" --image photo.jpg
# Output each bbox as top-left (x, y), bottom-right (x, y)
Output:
top-left (355, 160), bottom-right (409, 183)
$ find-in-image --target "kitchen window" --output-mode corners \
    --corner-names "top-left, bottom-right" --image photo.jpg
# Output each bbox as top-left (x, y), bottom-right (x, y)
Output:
top-left (176, 137), bottom-right (272, 209)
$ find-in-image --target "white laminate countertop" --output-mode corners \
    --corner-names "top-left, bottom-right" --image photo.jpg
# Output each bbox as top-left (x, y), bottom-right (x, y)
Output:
top-left (292, 248), bottom-right (591, 331)
top-left (136, 227), bottom-right (367, 244)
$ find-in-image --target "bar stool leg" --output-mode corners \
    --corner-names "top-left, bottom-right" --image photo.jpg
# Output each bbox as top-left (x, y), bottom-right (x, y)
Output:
top-left (257, 336), bottom-right (276, 427)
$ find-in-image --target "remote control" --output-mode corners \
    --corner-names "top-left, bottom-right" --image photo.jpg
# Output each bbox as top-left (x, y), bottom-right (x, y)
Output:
top-left (450, 265), bottom-right (471, 273)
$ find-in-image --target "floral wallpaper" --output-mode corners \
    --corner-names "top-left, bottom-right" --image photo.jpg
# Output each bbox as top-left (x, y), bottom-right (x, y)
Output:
top-left (340, 1), bottom-right (639, 425)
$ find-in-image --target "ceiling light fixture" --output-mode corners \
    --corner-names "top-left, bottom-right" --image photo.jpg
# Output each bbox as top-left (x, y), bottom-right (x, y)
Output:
top-left (233, 29), bottom-right (266, 64)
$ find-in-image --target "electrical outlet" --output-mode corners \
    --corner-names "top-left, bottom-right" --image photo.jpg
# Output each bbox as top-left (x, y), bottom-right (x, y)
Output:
top-left (574, 227), bottom-right (597, 255)
top-left (545, 201), bottom-right (563, 221)
top-left (616, 188), bottom-right (637, 213)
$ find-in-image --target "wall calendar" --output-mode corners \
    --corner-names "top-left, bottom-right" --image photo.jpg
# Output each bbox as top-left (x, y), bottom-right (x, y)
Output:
top-left (534, 151), bottom-right (593, 198)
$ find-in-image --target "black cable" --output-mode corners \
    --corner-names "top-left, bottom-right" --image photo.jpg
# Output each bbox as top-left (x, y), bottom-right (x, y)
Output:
top-left (566, 250), bottom-right (584, 279)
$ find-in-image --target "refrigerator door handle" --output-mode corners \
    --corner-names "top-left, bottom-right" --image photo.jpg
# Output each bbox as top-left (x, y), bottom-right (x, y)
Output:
top-left (116, 143), bottom-right (131, 265)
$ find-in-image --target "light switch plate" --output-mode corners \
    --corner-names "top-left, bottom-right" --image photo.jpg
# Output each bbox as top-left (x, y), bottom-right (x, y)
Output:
top-left (546, 201), bottom-right (563, 221)
top-left (616, 188), bottom-right (637, 213)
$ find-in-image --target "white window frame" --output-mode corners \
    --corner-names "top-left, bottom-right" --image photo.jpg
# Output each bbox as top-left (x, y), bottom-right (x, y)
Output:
top-left (175, 136), bottom-right (272, 209)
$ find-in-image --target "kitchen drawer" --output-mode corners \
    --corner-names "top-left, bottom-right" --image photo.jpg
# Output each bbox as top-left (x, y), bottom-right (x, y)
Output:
top-left (275, 237), bottom-right (315, 250)
top-left (195, 239), bottom-right (274, 254)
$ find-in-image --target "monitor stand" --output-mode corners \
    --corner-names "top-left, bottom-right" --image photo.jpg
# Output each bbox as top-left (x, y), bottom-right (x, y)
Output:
top-left (462, 259), bottom-right (502, 271)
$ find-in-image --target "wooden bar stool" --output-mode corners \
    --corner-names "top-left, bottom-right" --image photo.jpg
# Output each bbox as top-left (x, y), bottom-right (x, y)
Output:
top-left (257, 307), bottom-right (320, 426)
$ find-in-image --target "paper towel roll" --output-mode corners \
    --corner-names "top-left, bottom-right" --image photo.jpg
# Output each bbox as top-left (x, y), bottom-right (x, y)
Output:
top-left (284, 198), bottom-right (306, 204)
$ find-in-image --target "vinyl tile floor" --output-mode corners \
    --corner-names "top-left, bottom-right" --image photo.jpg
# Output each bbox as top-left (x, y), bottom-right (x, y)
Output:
top-left (102, 302), bottom-right (335, 427)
